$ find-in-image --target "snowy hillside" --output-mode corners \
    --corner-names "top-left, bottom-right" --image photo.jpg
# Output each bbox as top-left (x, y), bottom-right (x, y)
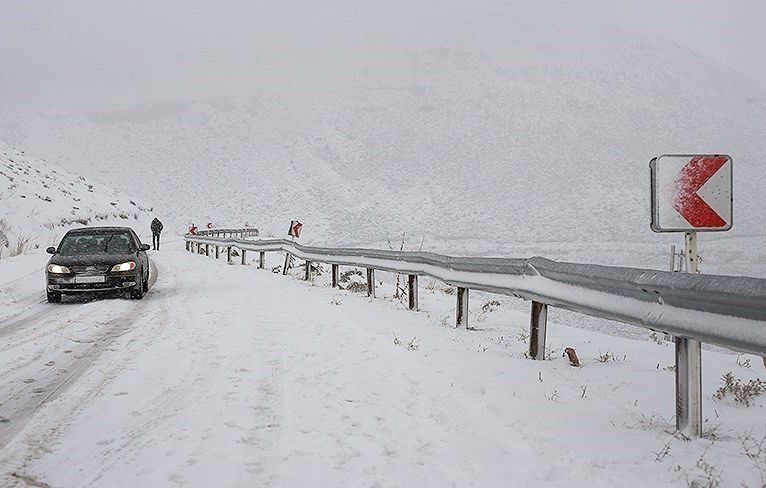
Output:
top-left (1, 3), bottom-right (765, 273)
top-left (0, 140), bottom-right (154, 256)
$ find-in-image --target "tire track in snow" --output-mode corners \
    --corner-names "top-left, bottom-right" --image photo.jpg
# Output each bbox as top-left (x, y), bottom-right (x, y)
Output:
top-left (0, 301), bottom-right (71, 343)
top-left (0, 260), bottom-right (158, 450)
top-left (241, 357), bottom-right (284, 486)
top-left (0, 267), bottom-right (47, 325)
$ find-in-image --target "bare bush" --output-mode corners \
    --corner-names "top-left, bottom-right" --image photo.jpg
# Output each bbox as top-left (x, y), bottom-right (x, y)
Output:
top-left (10, 235), bottom-right (32, 257)
top-left (684, 451), bottom-right (722, 488)
top-left (391, 332), bottom-right (420, 351)
top-left (338, 269), bottom-right (367, 293)
top-left (475, 300), bottom-right (501, 322)
top-left (737, 354), bottom-right (752, 369)
top-left (596, 350), bottom-right (625, 363)
top-left (545, 390), bottom-right (560, 402)
top-left (740, 431), bottom-right (766, 487)
top-left (713, 372), bottom-right (765, 406)
top-left (0, 218), bottom-right (9, 247)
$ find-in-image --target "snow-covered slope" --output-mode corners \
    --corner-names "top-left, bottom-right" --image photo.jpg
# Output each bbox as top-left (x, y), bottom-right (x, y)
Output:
top-left (0, 140), bottom-right (154, 255)
top-left (1, 3), bottom-right (764, 271)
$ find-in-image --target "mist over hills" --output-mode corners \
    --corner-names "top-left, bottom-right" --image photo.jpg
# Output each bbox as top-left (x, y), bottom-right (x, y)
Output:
top-left (1, 2), bottom-right (764, 269)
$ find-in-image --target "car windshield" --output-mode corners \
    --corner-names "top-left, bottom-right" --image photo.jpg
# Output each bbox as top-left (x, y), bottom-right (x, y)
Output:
top-left (58, 232), bottom-right (134, 255)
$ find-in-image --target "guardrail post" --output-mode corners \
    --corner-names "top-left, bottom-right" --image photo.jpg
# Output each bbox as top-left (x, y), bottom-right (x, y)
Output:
top-left (676, 338), bottom-right (702, 438)
top-left (408, 274), bottom-right (418, 311)
top-left (283, 253), bottom-right (291, 275)
top-left (456, 287), bottom-right (469, 328)
top-left (528, 301), bottom-right (548, 360)
top-left (205, 243), bottom-right (210, 257)
top-left (305, 261), bottom-right (312, 281)
top-left (331, 264), bottom-right (339, 287)
top-left (227, 246), bottom-right (232, 262)
top-left (676, 231), bottom-right (702, 438)
top-left (367, 268), bottom-right (376, 297)
top-left (215, 245), bottom-right (219, 259)
top-left (241, 249), bottom-right (246, 265)
top-left (259, 251), bottom-right (266, 269)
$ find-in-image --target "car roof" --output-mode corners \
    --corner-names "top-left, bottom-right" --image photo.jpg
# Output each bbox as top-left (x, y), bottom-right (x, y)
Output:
top-left (65, 226), bottom-right (134, 235)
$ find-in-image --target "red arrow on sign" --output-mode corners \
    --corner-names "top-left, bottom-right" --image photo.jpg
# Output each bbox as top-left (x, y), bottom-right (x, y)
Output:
top-left (289, 221), bottom-right (303, 238)
top-left (673, 156), bottom-right (728, 228)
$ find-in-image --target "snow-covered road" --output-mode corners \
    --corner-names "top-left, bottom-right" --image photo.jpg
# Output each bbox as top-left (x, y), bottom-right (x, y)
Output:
top-left (1, 243), bottom-right (764, 487)
top-left (0, 260), bottom-right (158, 448)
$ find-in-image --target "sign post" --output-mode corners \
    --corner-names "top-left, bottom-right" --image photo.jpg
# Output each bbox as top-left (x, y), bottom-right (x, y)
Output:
top-left (283, 221), bottom-right (303, 275)
top-left (650, 154), bottom-right (732, 439)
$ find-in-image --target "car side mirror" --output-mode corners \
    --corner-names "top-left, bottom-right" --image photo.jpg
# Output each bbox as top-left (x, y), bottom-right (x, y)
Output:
top-left (46, 247), bottom-right (57, 254)
top-left (139, 244), bottom-right (151, 251)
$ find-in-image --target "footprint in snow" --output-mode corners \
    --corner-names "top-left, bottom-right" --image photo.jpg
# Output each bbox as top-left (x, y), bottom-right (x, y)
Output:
top-left (45, 361), bottom-right (55, 366)
top-left (23, 378), bottom-right (35, 384)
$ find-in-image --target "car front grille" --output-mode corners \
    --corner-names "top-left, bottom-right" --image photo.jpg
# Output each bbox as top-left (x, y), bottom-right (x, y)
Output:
top-left (70, 265), bottom-right (111, 274)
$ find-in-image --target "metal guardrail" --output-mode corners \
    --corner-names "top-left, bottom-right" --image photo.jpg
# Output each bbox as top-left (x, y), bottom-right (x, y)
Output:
top-left (184, 231), bottom-right (766, 437)
top-left (195, 228), bottom-right (258, 238)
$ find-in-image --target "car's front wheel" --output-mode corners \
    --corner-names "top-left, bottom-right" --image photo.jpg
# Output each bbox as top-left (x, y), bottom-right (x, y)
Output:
top-left (47, 291), bottom-right (62, 303)
top-left (131, 268), bottom-right (147, 299)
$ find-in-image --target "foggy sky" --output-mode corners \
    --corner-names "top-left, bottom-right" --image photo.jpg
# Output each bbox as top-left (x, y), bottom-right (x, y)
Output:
top-left (1, 0), bottom-right (765, 113)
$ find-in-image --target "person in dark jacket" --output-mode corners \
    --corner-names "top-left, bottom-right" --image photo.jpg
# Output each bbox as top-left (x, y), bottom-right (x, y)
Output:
top-left (150, 217), bottom-right (163, 250)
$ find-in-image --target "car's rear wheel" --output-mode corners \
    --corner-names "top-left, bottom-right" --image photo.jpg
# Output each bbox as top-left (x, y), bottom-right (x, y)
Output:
top-left (47, 291), bottom-right (62, 303)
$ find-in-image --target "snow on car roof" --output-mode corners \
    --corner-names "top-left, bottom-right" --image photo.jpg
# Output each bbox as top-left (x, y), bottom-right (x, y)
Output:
top-left (66, 226), bottom-right (133, 234)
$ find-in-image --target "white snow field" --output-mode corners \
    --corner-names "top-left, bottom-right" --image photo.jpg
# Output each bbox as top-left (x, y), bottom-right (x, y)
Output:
top-left (1, 242), bottom-right (764, 487)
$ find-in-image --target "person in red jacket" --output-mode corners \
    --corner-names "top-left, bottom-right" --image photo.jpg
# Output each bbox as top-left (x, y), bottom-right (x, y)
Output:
top-left (189, 224), bottom-right (198, 235)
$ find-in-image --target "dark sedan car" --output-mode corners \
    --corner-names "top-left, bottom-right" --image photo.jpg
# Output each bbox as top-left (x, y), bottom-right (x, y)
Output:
top-left (45, 226), bottom-right (151, 302)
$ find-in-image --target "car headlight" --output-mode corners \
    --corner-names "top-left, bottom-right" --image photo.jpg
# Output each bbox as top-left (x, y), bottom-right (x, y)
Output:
top-left (47, 264), bottom-right (71, 274)
top-left (111, 261), bottom-right (136, 272)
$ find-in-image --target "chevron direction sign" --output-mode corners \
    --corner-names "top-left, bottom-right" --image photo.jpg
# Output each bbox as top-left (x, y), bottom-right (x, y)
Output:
top-left (650, 155), bottom-right (732, 232)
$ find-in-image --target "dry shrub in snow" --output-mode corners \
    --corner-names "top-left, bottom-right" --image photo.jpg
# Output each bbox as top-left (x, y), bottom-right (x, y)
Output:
top-left (714, 373), bottom-right (765, 407)
top-left (475, 300), bottom-right (501, 322)
top-left (0, 218), bottom-right (9, 246)
top-left (338, 269), bottom-right (366, 293)
top-left (596, 350), bottom-right (625, 363)
top-left (391, 332), bottom-right (420, 350)
top-left (0, 219), bottom-right (8, 258)
top-left (740, 432), bottom-right (766, 487)
top-left (3, 234), bottom-right (32, 257)
top-left (684, 450), bottom-right (723, 488)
